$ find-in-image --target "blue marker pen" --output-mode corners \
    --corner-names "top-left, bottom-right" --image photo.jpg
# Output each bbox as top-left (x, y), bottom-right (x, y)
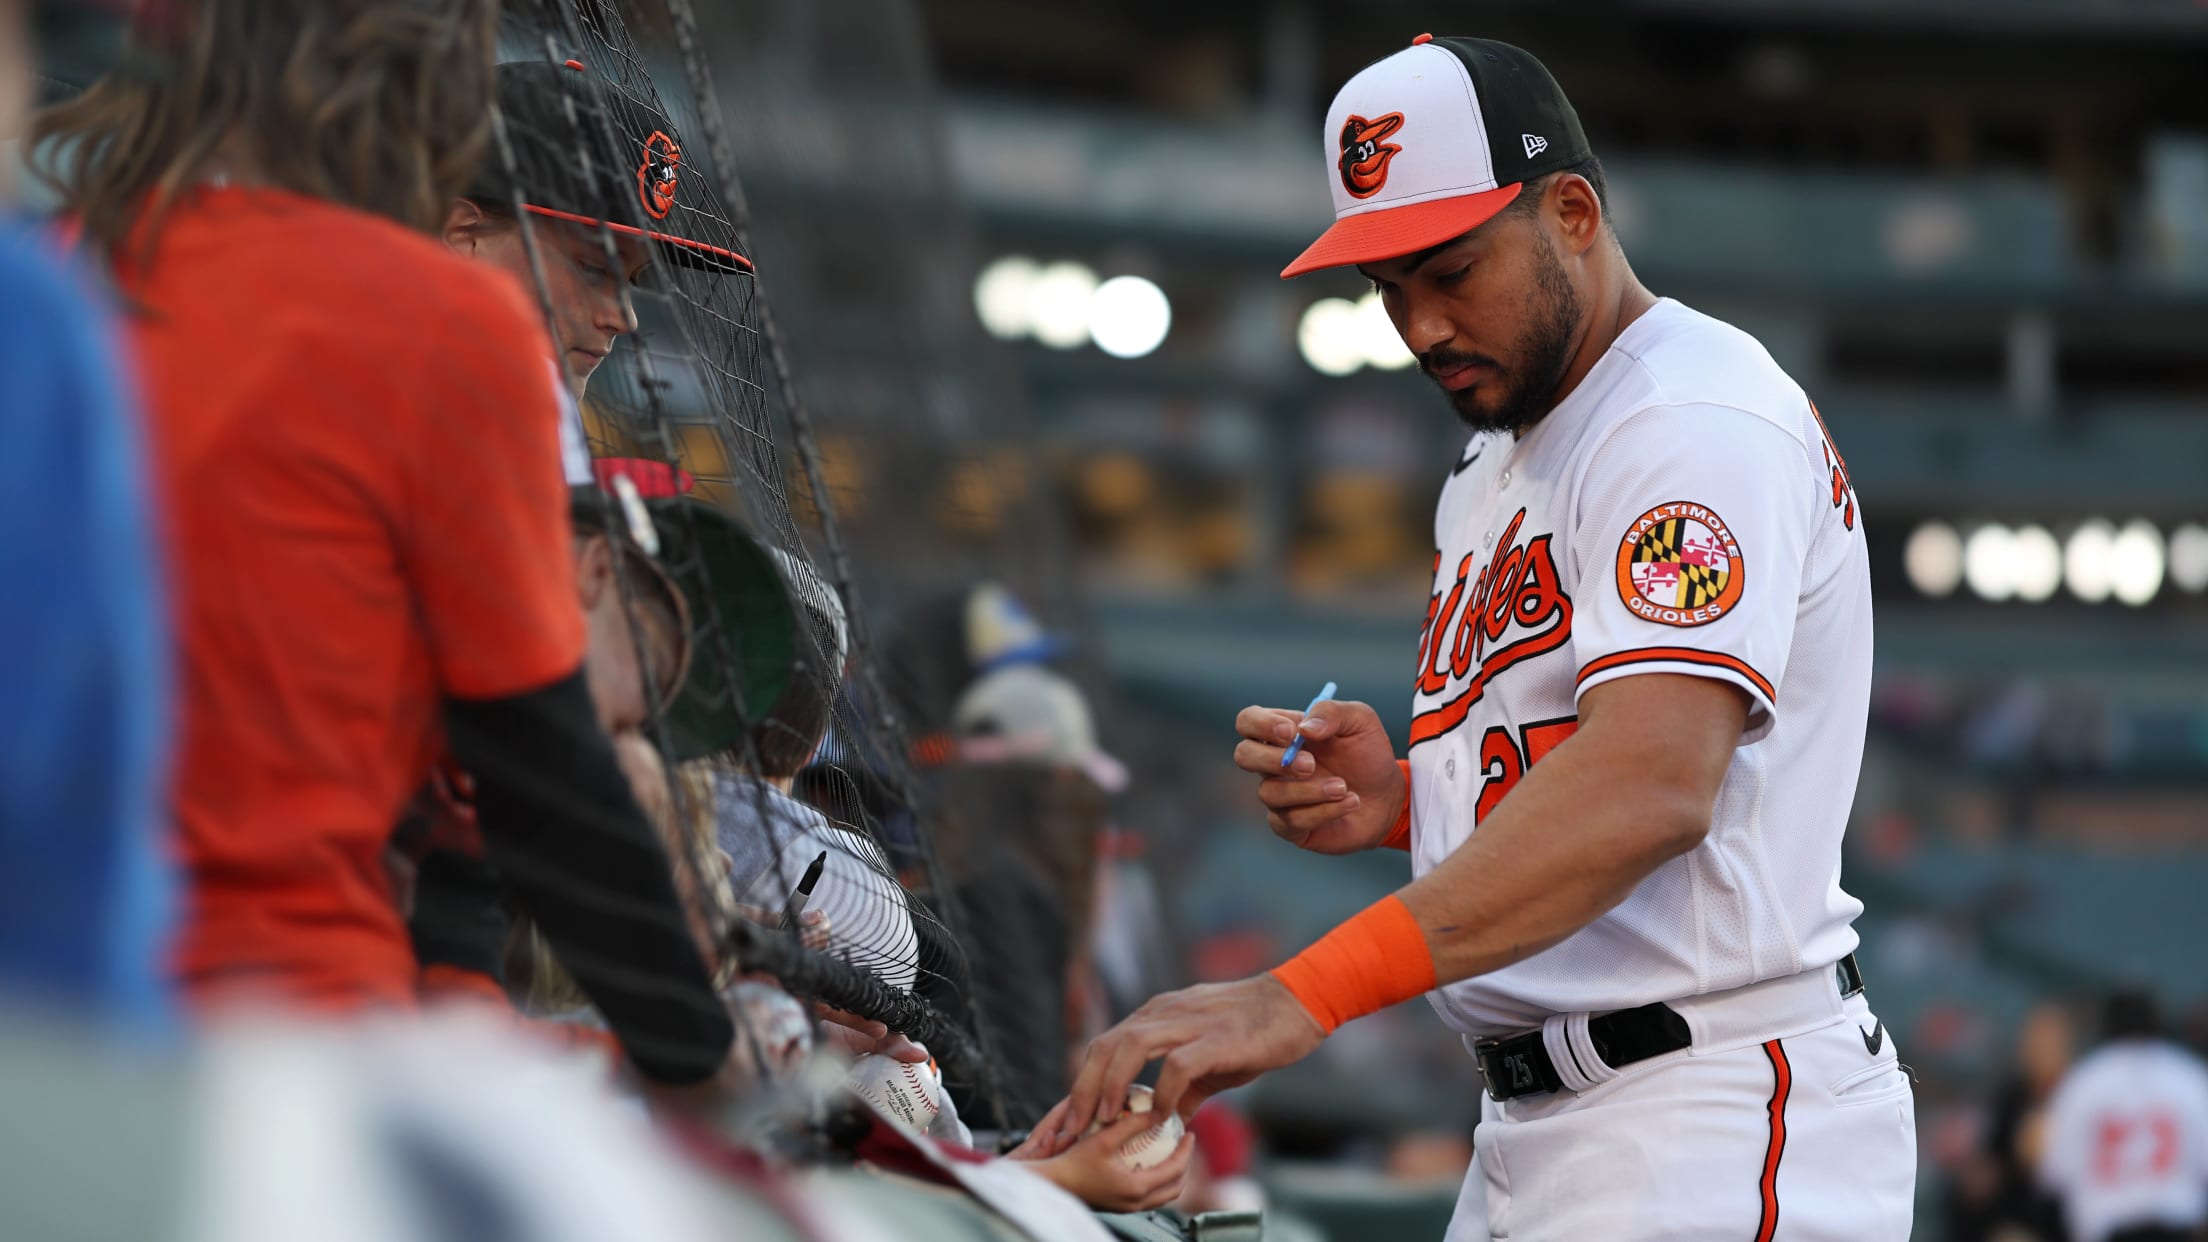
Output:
top-left (1279, 681), bottom-right (1338, 768)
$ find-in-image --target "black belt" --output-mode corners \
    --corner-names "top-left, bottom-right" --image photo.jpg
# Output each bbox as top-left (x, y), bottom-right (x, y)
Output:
top-left (1476, 953), bottom-right (1865, 1102)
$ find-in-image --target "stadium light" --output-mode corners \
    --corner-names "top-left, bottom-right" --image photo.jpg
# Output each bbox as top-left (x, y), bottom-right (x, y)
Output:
top-left (2168, 523), bottom-right (2208, 594)
top-left (1962, 524), bottom-right (2016, 601)
top-left (1088, 275), bottom-right (1171, 359)
top-left (1354, 291), bottom-right (1416, 370)
top-left (2108, 519), bottom-right (2165, 606)
top-left (1026, 261), bottom-right (1099, 349)
top-left (2009, 525), bottom-right (2062, 602)
top-left (2064, 519), bottom-right (2115, 604)
top-left (1902, 521), bottom-right (1963, 597)
top-left (973, 255), bottom-right (1037, 340)
top-left (1298, 297), bottom-right (1365, 377)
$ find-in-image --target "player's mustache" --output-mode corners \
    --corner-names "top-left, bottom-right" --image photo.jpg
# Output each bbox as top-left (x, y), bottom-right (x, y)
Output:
top-left (1419, 348), bottom-right (1502, 375)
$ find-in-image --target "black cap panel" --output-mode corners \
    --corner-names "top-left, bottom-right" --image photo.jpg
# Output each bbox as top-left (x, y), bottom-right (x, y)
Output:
top-left (1434, 38), bottom-right (1592, 187)
top-left (470, 61), bottom-right (745, 274)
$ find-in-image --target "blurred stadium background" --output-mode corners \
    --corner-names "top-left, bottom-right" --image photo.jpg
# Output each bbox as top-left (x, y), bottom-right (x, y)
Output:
top-left (13, 0), bottom-right (2208, 1238)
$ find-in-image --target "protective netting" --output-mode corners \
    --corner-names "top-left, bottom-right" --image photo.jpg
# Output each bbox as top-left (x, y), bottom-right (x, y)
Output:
top-left (488, 0), bottom-right (1010, 1112)
top-left (674, 0), bottom-right (1130, 1130)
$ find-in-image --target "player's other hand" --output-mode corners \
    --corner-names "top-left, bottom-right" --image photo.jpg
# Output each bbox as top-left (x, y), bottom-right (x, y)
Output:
top-left (1233, 698), bottom-right (1404, 853)
top-left (1013, 1106), bottom-right (1194, 1212)
top-left (1060, 975), bottom-right (1325, 1144)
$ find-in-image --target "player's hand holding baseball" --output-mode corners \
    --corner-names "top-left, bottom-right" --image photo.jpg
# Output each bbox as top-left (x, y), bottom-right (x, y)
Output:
top-left (1056, 974), bottom-right (1326, 1146)
top-left (1234, 698), bottom-right (1405, 853)
top-left (1011, 1101), bottom-right (1195, 1212)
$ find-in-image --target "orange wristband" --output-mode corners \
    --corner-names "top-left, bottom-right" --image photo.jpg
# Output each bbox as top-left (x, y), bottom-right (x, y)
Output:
top-left (1268, 893), bottom-right (1436, 1034)
top-left (1380, 759), bottom-right (1413, 851)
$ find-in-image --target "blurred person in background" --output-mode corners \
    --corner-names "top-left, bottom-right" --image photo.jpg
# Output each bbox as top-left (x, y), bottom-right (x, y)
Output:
top-left (2039, 990), bottom-right (2208, 1242)
top-left (883, 581), bottom-right (1121, 1130)
top-left (1949, 1003), bottom-right (2077, 1241)
top-left (29, 0), bottom-right (735, 1091)
top-left (0, 0), bottom-right (170, 1032)
top-left (1083, 823), bottom-right (1178, 1046)
top-left (915, 652), bottom-right (1123, 1131)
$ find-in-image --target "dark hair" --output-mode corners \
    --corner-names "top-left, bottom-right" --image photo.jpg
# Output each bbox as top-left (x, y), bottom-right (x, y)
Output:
top-left (747, 661), bottom-right (834, 781)
top-left (1506, 155), bottom-right (1611, 227)
top-left (455, 196), bottom-right (519, 227)
top-left (33, 0), bottom-right (502, 271)
top-left (741, 577), bottom-right (846, 782)
top-left (2103, 988), bottom-right (2161, 1041)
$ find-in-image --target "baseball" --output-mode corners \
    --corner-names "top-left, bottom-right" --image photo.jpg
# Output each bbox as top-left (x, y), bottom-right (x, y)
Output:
top-left (1085, 1084), bottom-right (1186, 1170)
top-left (846, 1053), bottom-right (941, 1132)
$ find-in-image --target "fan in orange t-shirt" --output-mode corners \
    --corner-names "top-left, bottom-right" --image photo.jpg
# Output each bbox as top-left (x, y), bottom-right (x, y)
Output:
top-left (29, 1), bottom-right (734, 1089)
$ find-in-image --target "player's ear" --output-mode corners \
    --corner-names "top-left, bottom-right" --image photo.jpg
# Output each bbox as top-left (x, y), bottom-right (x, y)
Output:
top-left (1550, 174), bottom-right (1603, 257)
top-left (441, 198), bottom-right (488, 255)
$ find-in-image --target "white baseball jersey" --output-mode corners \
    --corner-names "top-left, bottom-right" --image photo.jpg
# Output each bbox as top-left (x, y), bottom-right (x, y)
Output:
top-left (2039, 1040), bottom-right (2208, 1242)
top-left (1406, 297), bottom-right (1871, 1037)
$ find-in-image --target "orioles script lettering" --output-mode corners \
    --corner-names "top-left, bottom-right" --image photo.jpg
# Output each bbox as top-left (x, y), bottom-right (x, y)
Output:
top-left (1409, 508), bottom-right (1573, 747)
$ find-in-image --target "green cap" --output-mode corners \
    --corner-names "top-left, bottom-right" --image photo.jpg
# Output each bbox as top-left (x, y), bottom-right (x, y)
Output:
top-left (655, 502), bottom-right (799, 762)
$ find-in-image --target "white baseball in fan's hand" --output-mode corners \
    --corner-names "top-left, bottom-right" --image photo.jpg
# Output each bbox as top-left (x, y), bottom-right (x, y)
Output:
top-left (1083, 1084), bottom-right (1187, 1170)
top-left (847, 1052), bottom-right (941, 1132)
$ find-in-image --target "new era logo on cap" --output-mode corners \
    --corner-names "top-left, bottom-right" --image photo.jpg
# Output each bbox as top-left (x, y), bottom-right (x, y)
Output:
top-left (1282, 36), bottom-right (1591, 278)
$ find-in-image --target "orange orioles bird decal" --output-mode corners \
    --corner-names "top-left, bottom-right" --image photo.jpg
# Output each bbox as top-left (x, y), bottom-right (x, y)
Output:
top-left (638, 131), bottom-right (681, 220)
top-left (1337, 112), bottom-right (1405, 199)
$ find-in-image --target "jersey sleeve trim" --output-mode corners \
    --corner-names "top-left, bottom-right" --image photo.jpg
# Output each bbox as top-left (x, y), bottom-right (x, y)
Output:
top-left (1575, 646), bottom-right (1776, 703)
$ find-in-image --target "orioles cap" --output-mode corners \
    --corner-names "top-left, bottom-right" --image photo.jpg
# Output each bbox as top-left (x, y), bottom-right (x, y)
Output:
top-left (1281, 35), bottom-right (1590, 279)
top-left (469, 60), bottom-right (751, 274)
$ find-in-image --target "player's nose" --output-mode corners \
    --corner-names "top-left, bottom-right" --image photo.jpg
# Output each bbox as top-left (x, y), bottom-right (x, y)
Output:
top-left (1397, 294), bottom-right (1455, 356)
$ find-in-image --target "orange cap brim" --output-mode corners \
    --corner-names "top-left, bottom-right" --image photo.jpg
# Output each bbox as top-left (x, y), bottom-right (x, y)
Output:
top-left (521, 204), bottom-right (754, 272)
top-left (1280, 183), bottom-right (1523, 279)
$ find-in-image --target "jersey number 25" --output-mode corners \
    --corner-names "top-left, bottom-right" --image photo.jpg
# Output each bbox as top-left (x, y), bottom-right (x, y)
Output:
top-left (1475, 717), bottom-right (1580, 823)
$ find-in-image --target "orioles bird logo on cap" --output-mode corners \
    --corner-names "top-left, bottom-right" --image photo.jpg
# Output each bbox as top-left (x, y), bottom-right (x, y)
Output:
top-left (1337, 112), bottom-right (1405, 199)
top-left (638, 131), bottom-right (681, 220)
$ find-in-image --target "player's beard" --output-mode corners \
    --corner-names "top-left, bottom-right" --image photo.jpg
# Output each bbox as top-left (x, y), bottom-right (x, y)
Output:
top-left (1422, 231), bottom-right (1583, 436)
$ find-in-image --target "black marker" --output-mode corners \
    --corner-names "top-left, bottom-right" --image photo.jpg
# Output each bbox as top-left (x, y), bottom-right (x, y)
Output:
top-left (781, 850), bottom-right (828, 931)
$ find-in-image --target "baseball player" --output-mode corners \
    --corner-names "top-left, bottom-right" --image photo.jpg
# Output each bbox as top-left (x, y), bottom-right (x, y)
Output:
top-left (1057, 35), bottom-right (1914, 1239)
top-left (2038, 991), bottom-right (2208, 1242)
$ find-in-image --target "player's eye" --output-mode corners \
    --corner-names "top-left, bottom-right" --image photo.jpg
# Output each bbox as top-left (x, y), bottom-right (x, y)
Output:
top-left (1436, 263), bottom-right (1473, 286)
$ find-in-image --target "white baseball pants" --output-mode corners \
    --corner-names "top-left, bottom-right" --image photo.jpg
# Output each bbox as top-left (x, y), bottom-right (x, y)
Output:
top-left (1449, 972), bottom-right (1917, 1240)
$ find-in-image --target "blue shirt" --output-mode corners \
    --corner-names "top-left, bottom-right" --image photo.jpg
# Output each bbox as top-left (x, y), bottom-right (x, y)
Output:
top-left (0, 219), bottom-right (172, 1030)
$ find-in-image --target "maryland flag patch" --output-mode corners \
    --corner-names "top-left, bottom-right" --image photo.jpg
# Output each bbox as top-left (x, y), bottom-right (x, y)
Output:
top-left (1615, 502), bottom-right (1745, 627)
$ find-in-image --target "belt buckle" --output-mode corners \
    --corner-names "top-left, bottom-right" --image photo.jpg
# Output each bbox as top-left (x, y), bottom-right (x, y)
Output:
top-left (1475, 1038), bottom-right (1544, 1100)
top-left (1835, 952), bottom-right (1865, 999)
